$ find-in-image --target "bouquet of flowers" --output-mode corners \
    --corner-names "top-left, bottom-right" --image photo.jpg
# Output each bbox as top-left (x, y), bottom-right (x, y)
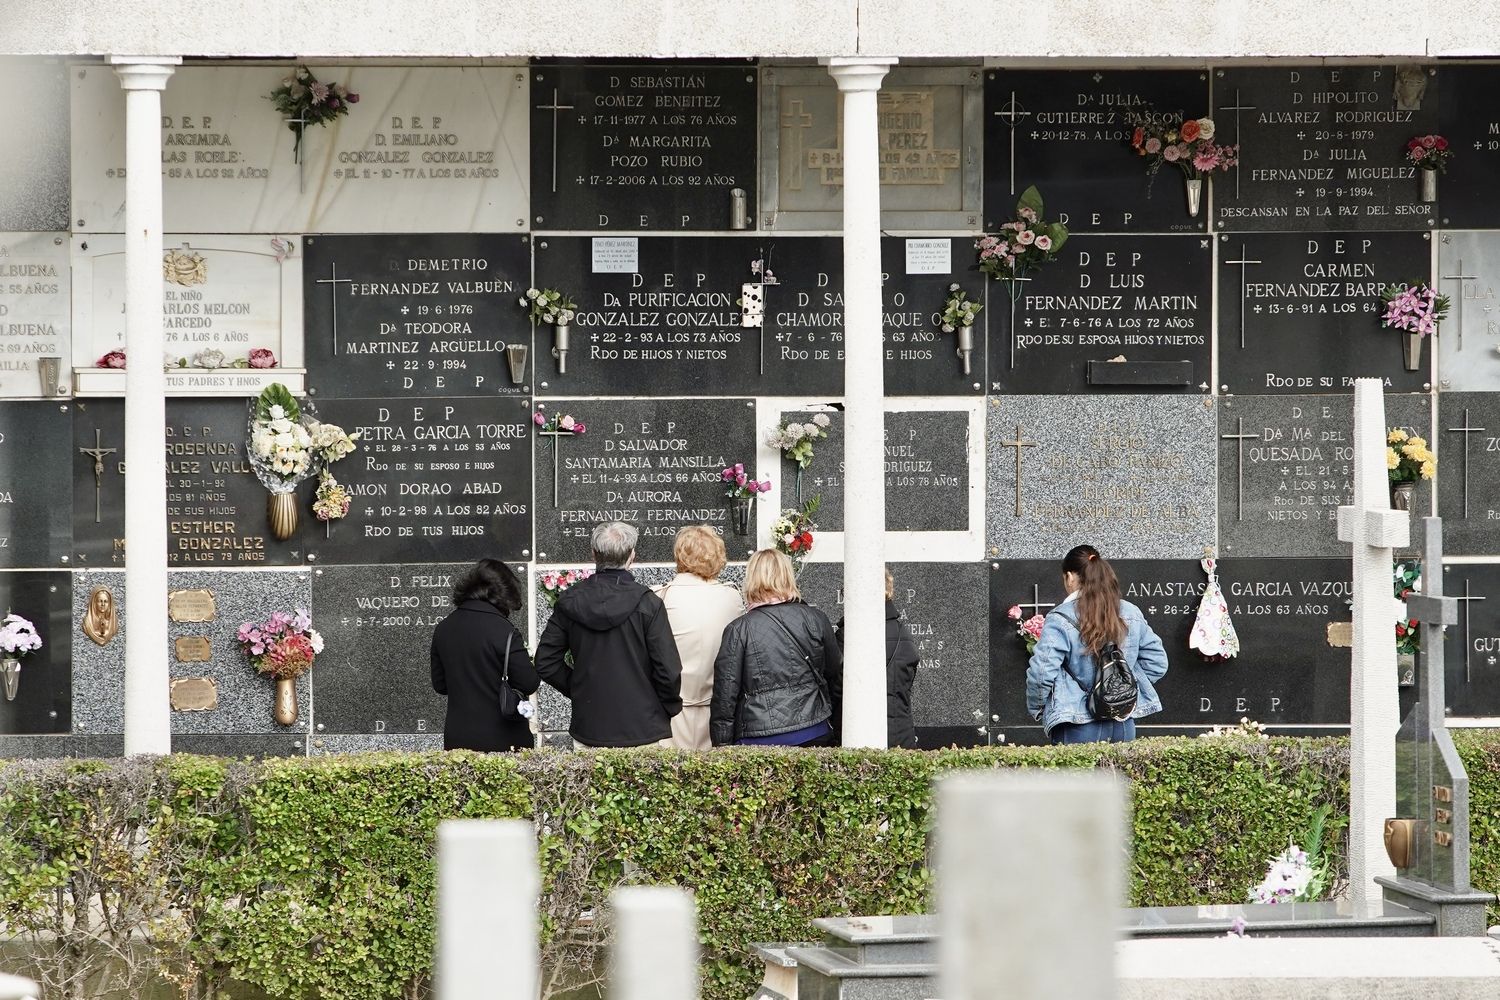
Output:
top-left (772, 496), bottom-right (820, 569)
top-left (1127, 113), bottom-right (1240, 179)
top-left (268, 66), bottom-right (358, 162)
top-left (1394, 561), bottom-right (1422, 656)
top-left (975, 186), bottom-right (1069, 294)
top-left (1005, 604), bottom-right (1046, 654)
top-left (540, 569), bottom-right (593, 608)
top-left (521, 288), bottom-right (577, 326)
top-left (1386, 428), bottom-right (1435, 483)
top-left (722, 463), bottom-right (771, 500)
top-left (940, 284), bottom-right (982, 333)
top-left (0, 614), bottom-right (43, 658)
top-left (1405, 134), bottom-right (1452, 173)
top-left (310, 420), bottom-right (360, 465)
top-left (247, 383), bottom-right (314, 493)
top-left (97, 349), bottom-right (126, 369)
top-left (765, 414), bottom-right (830, 469)
top-left (533, 410), bottom-right (586, 435)
top-left (1380, 282), bottom-right (1450, 338)
top-left (313, 471), bottom-right (352, 522)
top-left (1247, 805), bottom-right (1338, 905)
top-left (237, 609), bottom-right (323, 680)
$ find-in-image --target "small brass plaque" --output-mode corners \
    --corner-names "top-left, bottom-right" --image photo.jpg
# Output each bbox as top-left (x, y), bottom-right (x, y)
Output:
top-left (1433, 784), bottom-right (1454, 803)
top-left (1436, 808), bottom-right (1452, 824)
top-left (168, 589), bottom-right (217, 623)
top-left (169, 676), bottom-right (218, 712)
top-left (174, 636), bottom-right (212, 662)
top-left (1325, 622), bottom-right (1353, 648)
top-left (1434, 830), bottom-right (1454, 848)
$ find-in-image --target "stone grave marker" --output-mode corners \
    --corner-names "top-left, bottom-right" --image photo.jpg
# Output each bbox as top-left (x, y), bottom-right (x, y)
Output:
top-left (986, 395), bottom-right (1215, 560)
top-left (533, 398), bottom-right (754, 564)
top-left (1214, 66), bottom-right (1439, 232)
top-left (989, 234), bottom-right (1212, 395)
top-left (310, 563), bottom-right (466, 736)
top-left (0, 402), bottom-right (71, 569)
top-left (0, 233), bottom-right (70, 397)
top-left (1437, 65), bottom-right (1500, 230)
top-left (1435, 232), bottom-right (1500, 391)
top-left (302, 234), bottom-right (532, 399)
top-left (0, 570), bottom-right (71, 735)
top-left (0, 57), bottom-right (68, 231)
top-left (1439, 563), bottom-right (1500, 719)
top-left (1218, 393), bottom-right (1430, 558)
top-left (1436, 392), bottom-right (1500, 556)
top-left (1216, 231), bottom-right (1433, 394)
top-left (305, 396), bottom-right (533, 565)
top-left (984, 68), bottom-right (1210, 233)
top-left (880, 237), bottom-right (987, 395)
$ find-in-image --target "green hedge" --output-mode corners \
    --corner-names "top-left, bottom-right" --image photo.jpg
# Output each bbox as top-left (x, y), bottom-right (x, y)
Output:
top-left (2, 734), bottom-right (1459, 1000)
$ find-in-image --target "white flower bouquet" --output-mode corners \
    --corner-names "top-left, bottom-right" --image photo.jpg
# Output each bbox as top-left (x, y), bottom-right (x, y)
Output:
top-left (247, 383), bottom-right (315, 494)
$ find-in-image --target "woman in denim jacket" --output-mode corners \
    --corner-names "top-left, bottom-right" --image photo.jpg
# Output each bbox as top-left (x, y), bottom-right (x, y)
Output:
top-left (1025, 544), bottom-right (1168, 743)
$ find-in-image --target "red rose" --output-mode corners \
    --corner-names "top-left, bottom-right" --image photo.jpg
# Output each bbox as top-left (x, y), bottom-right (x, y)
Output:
top-left (1421, 135), bottom-right (1436, 148)
top-left (1131, 126), bottom-right (1144, 148)
top-left (1179, 119), bottom-right (1201, 142)
top-left (1408, 137), bottom-right (1422, 150)
top-left (1396, 624), bottom-right (1406, 636)
top-left (1436, 136), bottom-right (1448, 150)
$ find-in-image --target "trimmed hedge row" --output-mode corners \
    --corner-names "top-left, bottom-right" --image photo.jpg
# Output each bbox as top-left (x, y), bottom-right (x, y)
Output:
top-left (4, 734), bottom-right (1473, 1000)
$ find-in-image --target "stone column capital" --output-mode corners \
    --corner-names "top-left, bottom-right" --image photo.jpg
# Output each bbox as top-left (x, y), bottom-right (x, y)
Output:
top-left (822, 57), bottom-right (897, 93)
top-left (108, 55), bottom-right (181, 91)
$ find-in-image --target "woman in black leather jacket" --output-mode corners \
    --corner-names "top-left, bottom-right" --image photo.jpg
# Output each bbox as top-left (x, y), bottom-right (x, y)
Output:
top-left (710, 549), bottom-right (843, 746)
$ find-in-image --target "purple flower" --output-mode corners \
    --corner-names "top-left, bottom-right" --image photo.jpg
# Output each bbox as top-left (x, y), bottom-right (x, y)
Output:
top-left (722, 468), bottom-right (735, 481)
top-left (347, 92), bottom-right (360, 104)
top-left (533, 411), bottom-right (546, 427)
top-left (735, 472), bottom-right (748, 486)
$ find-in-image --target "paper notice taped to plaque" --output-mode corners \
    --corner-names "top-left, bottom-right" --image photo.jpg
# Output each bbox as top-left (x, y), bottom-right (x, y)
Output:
top-left (592, 237), bottom-right (639, 274)
top-left (905, 238), bottom-right (951, 275)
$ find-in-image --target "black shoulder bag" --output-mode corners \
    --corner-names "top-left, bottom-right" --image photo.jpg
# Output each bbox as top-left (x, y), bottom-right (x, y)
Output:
top-left (498, 635), bottom-right (525, 722)
top-left (1052, 607), bottom-right (1136, 722)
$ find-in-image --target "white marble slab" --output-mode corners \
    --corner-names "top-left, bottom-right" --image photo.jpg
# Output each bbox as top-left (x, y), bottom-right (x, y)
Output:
top-left (1437, 231), bottom-right (1500, 391)
top-left (0, 232), bottom-right (70, 398)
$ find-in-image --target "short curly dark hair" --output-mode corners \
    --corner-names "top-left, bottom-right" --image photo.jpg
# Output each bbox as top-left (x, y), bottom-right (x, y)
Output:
top-left (451, 558), bottom-right (525, 613)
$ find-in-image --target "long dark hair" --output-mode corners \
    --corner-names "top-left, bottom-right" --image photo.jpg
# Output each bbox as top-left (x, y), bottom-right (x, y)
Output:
top-left (452, 558), bottom-right (524, 613)
top-left (1062, 544), bottom-right (1125, 656)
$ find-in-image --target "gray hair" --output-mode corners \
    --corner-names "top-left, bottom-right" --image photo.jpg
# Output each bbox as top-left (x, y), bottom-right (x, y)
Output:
top-left (591, 521), bottom-right (638, 568)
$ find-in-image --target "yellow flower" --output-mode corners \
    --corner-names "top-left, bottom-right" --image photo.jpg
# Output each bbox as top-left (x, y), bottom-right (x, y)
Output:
top-left (1421, 459), bottom-right (1436, 479)
top-left (1386, 448), bottom-right (1400, 470)
top-left (1388, 429), bottom-right (1409, 444)
top-left (1401, 442), bottom-right (1425, 460)
top-left (1408, 435), bottom-right (1427, 449)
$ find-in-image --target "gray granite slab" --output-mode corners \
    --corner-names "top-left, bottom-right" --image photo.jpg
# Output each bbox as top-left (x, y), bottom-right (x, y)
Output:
top-left (0, 403), bottom-right (71, 568)
top-left (1437, 392), bottom-right (1500, 556)
top-left (780, 410), bottom-right (970, 532)
top-left (0, 734), bottom-right (123, 758)
top-left (309, 733), bottom-right (445, 755)
top-left (0, 58), bottom-right (69, 231)
top-left (0, 570), bottom-right (71, 734)
top-left (1218, 394), bottom-right (1431, 558)
top-left (986, 395), bottom-right (1216, 560)
top-left (1436, 232), bottom-right (1500, 391)
top-left (174, 733), bottom-right (306, 757)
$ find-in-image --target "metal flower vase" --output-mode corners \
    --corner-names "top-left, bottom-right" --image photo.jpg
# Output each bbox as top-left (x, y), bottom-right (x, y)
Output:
top-left (730, 497), bottom-right (752, 537)
top-left (267, 491), bottom-right (299, 541)
top-left (552, 323), bottom-right (571, 374)
top-left (1184, 177), bottom-right (1203, 218)
top-left (1401, 332), bottom-right (1424, 372)
top-left (273, 677), bottom-right (298, 725)
top-left (1391, 480), bottom-right (1415, 511)
top-left (1, 658), bottom-right (18, 701)
top-left (1421, 169), bottom-right (1437, 203)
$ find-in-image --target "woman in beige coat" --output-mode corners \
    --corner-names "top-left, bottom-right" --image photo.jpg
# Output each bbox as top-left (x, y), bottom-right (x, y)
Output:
top-left (654, 526), bottom-right (744, 749)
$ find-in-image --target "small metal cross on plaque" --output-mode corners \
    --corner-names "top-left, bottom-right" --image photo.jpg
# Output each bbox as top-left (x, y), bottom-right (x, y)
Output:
top-left (1445, 408), bottom-right (1485, 519)
top-left (1223, 243), bottom-right (1264, 352)
top-left (78, 428), bottom-right (117, 524)
top-left (992, 90), bottom-right (1032, 196)
top-left (1216, 89), bottom-right (1257, 198)
top-left (1441, 259), bottom-right (1479, 351)
top-left (283, 108), bottom-right (311, 193)
top-left (539, 426), bottom-right (580, 508)
top-left (1015, 583), bottom-right (1056, 619)
top-left (1451, 574), bottom-right (1487, 684)
top-left (315, 262), bottom-right (352, 355)
top-left (1220, 416), bottom-right (1262, 522)
top-left (535, 86), bottom-right (576, 194)
top-left (999, 424), bottom-right (1037, 517)
top-left (1007, 275), bottom-right (1032, 370)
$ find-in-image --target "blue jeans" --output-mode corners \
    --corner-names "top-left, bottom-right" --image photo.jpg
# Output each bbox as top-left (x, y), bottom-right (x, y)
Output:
top-left (1051, 719), bottom-right (1136, 744)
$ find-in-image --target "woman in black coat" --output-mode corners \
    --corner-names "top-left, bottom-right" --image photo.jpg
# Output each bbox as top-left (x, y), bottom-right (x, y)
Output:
top-left (835, 569), bottom-right (920, 749)
top-left (430, 559), bottom-right (539, 751)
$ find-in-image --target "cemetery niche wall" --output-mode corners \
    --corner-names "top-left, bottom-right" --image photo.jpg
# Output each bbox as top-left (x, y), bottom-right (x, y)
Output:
top-left (8, 55), bottom-right (1500, 756)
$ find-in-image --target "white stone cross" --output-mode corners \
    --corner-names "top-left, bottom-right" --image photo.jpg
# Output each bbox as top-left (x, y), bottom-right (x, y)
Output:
top-left (1335, 378), bottom-right (1410, 916)
top-left (610, 887), bottom-right (699, 1000)
top-left (436, 820), bottom-right (537, 1000)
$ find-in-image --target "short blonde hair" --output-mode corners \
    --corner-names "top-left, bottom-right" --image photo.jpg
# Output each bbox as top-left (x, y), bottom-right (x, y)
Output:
top-left (885, 568), bottom-right (894, 600)
top-left (674, 524), bottom-right (727, 579)
top-left (745, 549), bottom-right (799, 605)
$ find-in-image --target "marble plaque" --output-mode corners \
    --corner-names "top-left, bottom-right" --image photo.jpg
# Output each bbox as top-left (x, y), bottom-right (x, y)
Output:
top-left (0, 58), bottom-right (69, 232)
top-left (534, 398), bottom-right (755, 563)
top-left (1218, 394), bottom-right (1431, 558)
top-left (986, 395), bottom-right (1216, 560)
top-left (0, 233), bottom-right (70, 397)
top-left (1439, 564), bottom-right (1500, 719)
top-left (311, 564), bottom-right (465, 735)
top-left (1436, 392), bottom-right (1500, 557)
top-left (71, 234), bottom-right (303, 396)
top-left (0, 402), bottom-right (72, 569)
top-left (1435, 232), bottom-right (1500, 391)
top-left (73, 64), bottom-right (529, 234)
top-left (0, 571), bottom-right (71, 735)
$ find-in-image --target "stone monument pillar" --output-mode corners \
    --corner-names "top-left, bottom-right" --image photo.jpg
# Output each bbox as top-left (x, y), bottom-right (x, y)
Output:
top-left (110, 55), bottom-right (180, 756)
top-left (824, 57), bottom-right (896, 748)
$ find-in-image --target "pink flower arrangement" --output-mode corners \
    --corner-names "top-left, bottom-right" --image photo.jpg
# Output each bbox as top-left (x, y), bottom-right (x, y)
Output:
top-left (1380, 282), bottom-right (1450, 338)
top-left (1127, 113), bottom-right (1239, 180)
top-left (533, 410), bottom-right (586, 435)
top-left (976, 185), bottom-right (1068, 294)
top-left (247, 348), bottom-right (278, 369)
top-left (98, 349), bottom-right (127, 369)
top-left (1405, 134), bottom-right (1452, 172)
top-left (1007, 604), bottom-right (1046, 653)
top-left (540, 568), bottom-right (592, 607)
top-left (237, 608), bottom-right (323, 680)
top-left (722, 463), bottom-right (771, 501)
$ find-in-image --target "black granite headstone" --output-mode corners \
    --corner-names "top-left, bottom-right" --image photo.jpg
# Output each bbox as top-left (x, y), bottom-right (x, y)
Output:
top-left (530, 63), bottom-right (759, 231)
top-left (779, 410), bottom-right (970, 532)
top-left (305, 397), bottom-right (533, 565)
top-left (1440, 564), bottom-right (1500, 719)
top-left (534, 397), bottom-right (755, 563)
top-left (0, 402), bottom-right (71, 568)
top-left (310, 564), bottom-right (466, 734)
top-left (1216, 231), bottom-right (1433, 394)
top-left (1214, 66), bottom-right (1439, 232)
top-left (0, 571), bottom-right (71, 734)
top-left (1437, 65), bottom-right (1500, 229)
top-left (1219, 394), bottom-right (1431, 558)
top-left (879, 237), bottom-right (987, 395)
top-left (1436, 392), bottom-right (1500, 556)
top-left (988, 235), bottom-right (1212, 394)
top-left (302, 234), bottom-right (532, 399)
top-left (984, 69), bottom-right (1210, 233)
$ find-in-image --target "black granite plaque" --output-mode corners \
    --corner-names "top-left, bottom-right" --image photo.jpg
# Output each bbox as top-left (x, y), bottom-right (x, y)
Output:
top-left (304, 397), bottom-right (532, 565)
top-left (1217, 231), bottom-right (1433, 394)
top-left (534, 398), bottom-right (754, 563)
top-left (1437, 392), bottom-right (1500, 556)
top-left (1219, 394), bottom-right (1431, 558)
top-left (1214, 66), bottom-right (1439, 232)
top-left (1437, 65), bottom-right (1500, 229)
top-left (303, 234), bottom-right (532, 399)
top-left (988, 235), bottom-right (1212, 394)
top-left (780, 410), bottom-right (971, 533)
top-left (174, 734), bottom-right (306, 757)
top-left (530, 63), bottom-right (758, 231)
top-left (0, 402), bottom-right (70, 568)
top-left (311, 564), bottom-right (466, 734)
top-left (988, 558), bottom-right (1353, 737)
top-left (880, 238), bottom-right (987, 395)
top-left (0, 571), bottom-right (71, 735)
top-left (1440, 564), bottom-right (1500, 719)
top-left (985, 69), bottom-right (1210, 233)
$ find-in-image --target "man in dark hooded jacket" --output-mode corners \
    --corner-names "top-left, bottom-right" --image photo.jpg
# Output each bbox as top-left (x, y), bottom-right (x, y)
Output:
top-left (535, 521), bottom-right (684, 747)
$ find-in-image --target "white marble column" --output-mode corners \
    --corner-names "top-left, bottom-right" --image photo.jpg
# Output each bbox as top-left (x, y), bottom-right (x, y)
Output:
top-left (825, 57), bottom-right (895, 749)
top-left (110, 56), bottom-right (179, 756)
